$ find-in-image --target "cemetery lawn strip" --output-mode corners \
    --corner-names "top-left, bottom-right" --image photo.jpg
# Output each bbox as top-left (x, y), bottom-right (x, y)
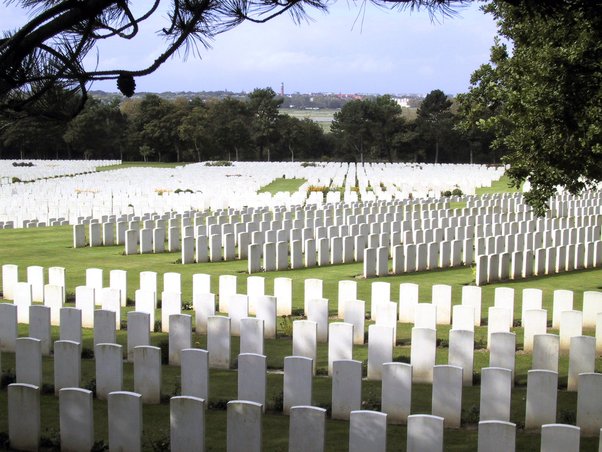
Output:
top-left (0, 225), bottom-right (601, 450)
top-left (96, 162), bottom-right (188, 172)
top-left (257, 178), bottom-right (307, 194)
top-left (476, 174), bottom-right (521, 195)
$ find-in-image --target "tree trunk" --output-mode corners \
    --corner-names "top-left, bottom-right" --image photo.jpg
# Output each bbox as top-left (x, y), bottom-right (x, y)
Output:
top-left (434, 139), bottom-right (439, 164)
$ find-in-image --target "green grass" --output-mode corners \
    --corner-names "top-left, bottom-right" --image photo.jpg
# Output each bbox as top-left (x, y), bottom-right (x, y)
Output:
top-left (476, 174), bottom-right (522, 195)
top-left (96, 162), bottom-right (188, 171)
top-left (257, 178), bottom-right (307, 194)
top-left (0, 223), bottom-right (601, 450)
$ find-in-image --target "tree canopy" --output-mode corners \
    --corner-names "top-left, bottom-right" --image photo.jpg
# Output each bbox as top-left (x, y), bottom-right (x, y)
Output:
top-left (458, 0), bottom-right (602, 214)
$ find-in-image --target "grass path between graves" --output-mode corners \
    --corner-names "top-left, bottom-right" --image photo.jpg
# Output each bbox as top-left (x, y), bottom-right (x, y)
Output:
top-left (476, 174), bottom-right (522, 195)
top-left (257, 178), bottom-right (307, 194)
top-left (0, 226), bottom-right (601, 450)
top-left (96, 162), bottom-right (188, 171)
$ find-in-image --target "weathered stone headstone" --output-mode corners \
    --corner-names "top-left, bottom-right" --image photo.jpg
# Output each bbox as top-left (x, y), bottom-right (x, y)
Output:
top-left (94, 309), bottom-right (116, 346)
top-left (240, 318), bottom-right (264, 355)
top-left (283, 356), bottom-right (313, 414)
top-left (59, 388), bottom-right (94, 452)
top-left (552, 289), bottom-right (573, 329)
top-left (477, 420), bottom-right (516, 452)
top-left (432, 365), bottom-right (463, 428)
top-left (559, 310), bottom-right (583, 353)
top-left (532, 334), bottom-right (560, 372)
top-left (29, 305), bottom-right (51, 355)
top-left (344, 299), bottom-right (366, 345)
top-left (170, 396), bottom-right (205, 452)
top-left (367, 324), bottom-right (394, 380)
top-left (227, 400), bottom-right (263, 452)
top-left (16, 337), bottom-right (42, 387)
top-left (108, 391), bottom-right (143, 452)
top-left (331, 359), bottom-right (362, 420)
top-left (95, 343), bottom-right (123, 400)
top-left (567, 335), bottom-right (595, 391)
top-left (349, 410), bottom-right (387, 452)
top-left (289, 406), bottom-right (326, 452)
top-left (207, 316), bottom-right (231, 369)
top-left (525, 369), bottom-right (558, 429)
top-left (479, 367), bottom-right (512, 421)
top-left (576, 372), bottom-right (602, 436)
top-left (54, 340), bottom-right (81, 395)
top-left (411, 327), bottom-right (436, 384)
top-left (180, 348), bottom-right (209, 401)
top-left (169, 314), bottom-right (192, 366)
top-left (399, 282), bottom-right (419, 324)
top-left (381, 362), bottom-right (412, 424)
top-left (8, 383), bottom-right (40, 452)
top-left (448, 329), bottom-right (474, 386)
top-left (134, 345), bottom-right (161, 404)
top-left (540, 424), bottom-right (580, 452)
top-left (406, 415), bottom-right (444, 452)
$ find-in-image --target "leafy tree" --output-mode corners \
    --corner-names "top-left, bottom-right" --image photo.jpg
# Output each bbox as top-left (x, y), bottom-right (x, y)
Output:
top-left (63, 98), bottom-right (127, 159)
top-left (458, 1), bottom-right (602, 214)
top-left (248, 88), bottom-right (283, 161)
top-left (331, 99), bottom-right (374, 162)
top-left (178, 101), bottom-right (210, 162)
top-left (0, 1), bottom-right (468, 121)
top-left (275, 115), bottom-right (329, 161)
top-left (331, 96), bottom-right (408, 162)
top-left (207, 97), bottom-right (252, 161)
top-left (415, 89), bottom-right (453, 163)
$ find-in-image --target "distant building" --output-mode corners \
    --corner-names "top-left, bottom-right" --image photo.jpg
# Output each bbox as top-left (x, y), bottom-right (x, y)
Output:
top-left (393, 97), bottom-right (410, 108)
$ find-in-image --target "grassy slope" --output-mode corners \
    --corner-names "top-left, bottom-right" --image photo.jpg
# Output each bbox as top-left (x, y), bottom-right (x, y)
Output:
top-left (257, 178), bottom-right (307, 194)
top-left (0, 178), bottom-right (600, 450)
top-left (96, 162), bottom-right (187, 171)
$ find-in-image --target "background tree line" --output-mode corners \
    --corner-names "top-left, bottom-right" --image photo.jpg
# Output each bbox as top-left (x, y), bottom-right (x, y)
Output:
top-left (0, 87), bottom-right (498, 164)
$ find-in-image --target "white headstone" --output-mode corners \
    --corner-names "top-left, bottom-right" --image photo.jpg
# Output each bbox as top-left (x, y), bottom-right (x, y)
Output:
top-left (207, 316), bottom-right (231, 369)
top-left (525, 369), bottom-right (558, 429)
top-left (54, 340), bottom-right (81, 395)
top-left (432, 365), bottom-right (463, 428)
top-left (108, 391), bottom-right (143, 452)
top-left (95, 343), bottom-right (123, 400)
top-left (227, 400), bottom-right (262, 452)
top-left (479, 367), bottom-right (512, 421)
top-left (283, 356), bottom-right (313, 414)
top-left (406, 415), bottom-right (444, 452)
top-left (331, 359), bottom-right (362, 420)
top-left (8, 383), bottom-right (40, 452)
top-left (134, 345), bottom-right (161, 404)
top-left (349, 410), bottom-right (387, 452)
top-left (289, 406), bottom-right (326, 452)
top-left (576, 372), bottom-right (602, 436)
top-left (59, 388), bottom-right (94, 452)
top-left (411, 327), bottom-right (436, 384)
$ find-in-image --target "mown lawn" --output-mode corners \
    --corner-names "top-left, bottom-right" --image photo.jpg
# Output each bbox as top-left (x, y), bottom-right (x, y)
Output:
top-left (257, 178), bottom-right (307, 194)
top-left (0, 222), bottom-right (600, 450)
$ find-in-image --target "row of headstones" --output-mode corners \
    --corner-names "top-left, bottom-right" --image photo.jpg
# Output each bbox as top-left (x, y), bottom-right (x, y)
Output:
top-left (476, 223), bottom-right (601, 255)
top-left (4, 262), bottom-right (602, 338)
top-left (6, 314), bottom-right (602, 436)
top-left (70, 190), bottom-right (599, 250)
top-left (3, 296), bottom-right (599, 400)
top-left (12, 385), bottom-right (598, 452)
top-left (475, 240), bottom-right (602, 285)
top-left (5, 346), bottom-right (602, 451)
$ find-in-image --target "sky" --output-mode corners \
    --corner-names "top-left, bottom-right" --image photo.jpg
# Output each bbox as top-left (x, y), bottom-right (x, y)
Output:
top-left (1, 1), bottom-right (498, 96)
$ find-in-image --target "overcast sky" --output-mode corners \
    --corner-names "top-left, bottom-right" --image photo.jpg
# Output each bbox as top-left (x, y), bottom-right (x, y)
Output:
top-left (1, 1), bottom-right (498, 96)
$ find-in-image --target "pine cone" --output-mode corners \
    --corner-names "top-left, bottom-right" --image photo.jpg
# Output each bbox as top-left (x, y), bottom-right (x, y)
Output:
top-left (117, 74), bottom-right (136, 97)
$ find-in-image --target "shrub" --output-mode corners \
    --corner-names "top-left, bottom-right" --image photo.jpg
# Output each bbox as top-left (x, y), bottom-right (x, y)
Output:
top-left (441, 190), bottom-right (452, 197)
top-left (452, 188), bottom-right (463, 196)
top-left (300, 162), bottom-right (317, 167)
top-left (205, 160), bottom-right (232, 167)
